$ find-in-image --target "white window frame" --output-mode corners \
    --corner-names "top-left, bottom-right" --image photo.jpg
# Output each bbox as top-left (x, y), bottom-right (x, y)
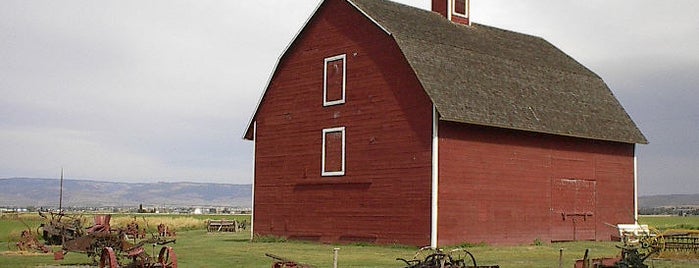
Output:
top-left (321, 126), bottom-right (346, 176)
top-left (323, 54), bottom-right (346, 106)
top-left (451, 0), bottom-right (469, 18)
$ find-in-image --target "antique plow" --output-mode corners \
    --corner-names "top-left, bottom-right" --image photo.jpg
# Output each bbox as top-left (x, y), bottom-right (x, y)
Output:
top-left (266, 253), bottom-right (315, 268)
top-left (397, 246), bottom-right (499, 268)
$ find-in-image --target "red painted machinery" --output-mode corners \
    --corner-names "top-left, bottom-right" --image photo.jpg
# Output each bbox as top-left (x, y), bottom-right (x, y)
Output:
top-left (54, 214), bottom-right (178, 268)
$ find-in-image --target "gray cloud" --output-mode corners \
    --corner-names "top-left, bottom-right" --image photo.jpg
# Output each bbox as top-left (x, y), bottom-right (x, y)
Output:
top-left (604, 59), bottom-right (699, 195)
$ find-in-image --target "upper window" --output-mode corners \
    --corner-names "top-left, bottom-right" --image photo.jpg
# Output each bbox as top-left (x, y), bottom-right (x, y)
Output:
top-left (453, 0), bottom-right (468, 17)
top-left (323, 54), bottom-right (346, 106)
top-left (322, 127), bottom-right (345, 176)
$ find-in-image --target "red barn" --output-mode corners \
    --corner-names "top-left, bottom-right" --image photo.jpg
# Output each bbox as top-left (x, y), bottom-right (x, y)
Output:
top-left (243, 0), bottom-right (647, 246)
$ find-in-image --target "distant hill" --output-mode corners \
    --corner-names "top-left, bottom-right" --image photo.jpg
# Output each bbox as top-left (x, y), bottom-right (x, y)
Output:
top-left (3, 177), bottom-right (692, 209)
top-left (0, 178), bottom-right (251, 208)
top-left (639, 194), bottom-right (699, 208)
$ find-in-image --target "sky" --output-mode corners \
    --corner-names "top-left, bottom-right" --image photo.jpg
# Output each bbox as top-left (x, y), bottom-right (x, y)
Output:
top-left (1, 0), bottom-right (697, 195)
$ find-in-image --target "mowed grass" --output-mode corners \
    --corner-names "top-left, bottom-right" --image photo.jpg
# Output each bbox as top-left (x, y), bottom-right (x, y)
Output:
top-left (1, 214), bottom-right (699, 267)
top-left (639, 215), bottom-right (699, 231)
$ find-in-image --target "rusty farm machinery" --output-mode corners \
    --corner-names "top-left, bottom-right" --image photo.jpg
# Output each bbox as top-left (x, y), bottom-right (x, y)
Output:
top-left (14, 228), bottom-right (51, 253)
top-left (22, 170), bottom-right (177, 267)
top-left (3, 212), bottom-right (52, 254)
top-left (39, 213), bottom-right (178, 268)
top-left (62, 214), bottom-right (177, 268)
top-left (38, 210), bottom-right (86, 245)
top-left (575, 224), bottom-right (659, 268)
top-left (266, 253), bottom-right (316, 268)
top-left (396, 246), bottom-right (499, 268)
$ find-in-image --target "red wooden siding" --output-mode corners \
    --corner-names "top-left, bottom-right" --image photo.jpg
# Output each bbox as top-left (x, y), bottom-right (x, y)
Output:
top-left (252, 0), bottom-right (636, 247)
top-left (437, 122), bottom-right (635, 245)
top-left (551, 179), bottom-right (596, 241)
top-left (431, 0), bottom-right (448, 18)
top-left (253, 0), bottom-right (434, 246)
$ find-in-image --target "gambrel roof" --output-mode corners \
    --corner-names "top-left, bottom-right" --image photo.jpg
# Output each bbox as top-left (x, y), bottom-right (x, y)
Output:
top-left (350, 0), bottom-right (646, 144)
top-left (246, 0), bottom-right (647, 144)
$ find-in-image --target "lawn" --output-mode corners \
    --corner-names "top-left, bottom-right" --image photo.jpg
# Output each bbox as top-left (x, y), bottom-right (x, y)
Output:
top-left (1, 213), bottom-right (698, 267)
top-left (639, 215), bottom-right (699, 231)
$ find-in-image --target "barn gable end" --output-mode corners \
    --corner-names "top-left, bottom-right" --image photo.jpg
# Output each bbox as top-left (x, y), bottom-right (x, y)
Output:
top-left (248, 0), bottom-right (435, 245)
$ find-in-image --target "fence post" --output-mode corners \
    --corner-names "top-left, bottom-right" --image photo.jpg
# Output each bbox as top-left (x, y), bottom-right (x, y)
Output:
top-left (333, 248), bottom-right (340, 268)
top-left (558, 248), bottom-right (563, 268)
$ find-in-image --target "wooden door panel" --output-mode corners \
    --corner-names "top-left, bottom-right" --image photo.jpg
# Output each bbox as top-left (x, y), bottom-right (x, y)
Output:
top-left (551, 179), bottom-right (596, 241)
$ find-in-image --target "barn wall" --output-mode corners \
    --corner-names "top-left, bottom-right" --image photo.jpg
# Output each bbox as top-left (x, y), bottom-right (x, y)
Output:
top-left (437, 122), bottom-right (635, 245)
top-left (431, 0), bottom-right (448, 17)
top-left (253, 0), bottom-right (434, 246)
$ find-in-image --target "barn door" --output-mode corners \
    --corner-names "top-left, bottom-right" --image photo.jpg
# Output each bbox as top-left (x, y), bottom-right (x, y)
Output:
top-left (551, 179), bottom-right (596, 242)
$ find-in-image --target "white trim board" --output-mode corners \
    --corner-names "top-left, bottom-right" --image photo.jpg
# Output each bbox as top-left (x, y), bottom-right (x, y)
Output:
top-left (322, 126), bottom-right (346, 176)
top-left (431, 106), bottom-right (439, 248)
top-left (323, 54), bottom-right (347, 107)
top-left (451, 0), bottom-right (469, 18)
top-left (250, 121), bottom-right (257, 240)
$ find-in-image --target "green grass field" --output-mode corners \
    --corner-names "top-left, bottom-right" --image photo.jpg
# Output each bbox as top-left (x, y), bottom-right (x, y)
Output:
top-left (639, 216), bottom-right (699, 231)
top-left (1, 213), bottom-right (698, 267)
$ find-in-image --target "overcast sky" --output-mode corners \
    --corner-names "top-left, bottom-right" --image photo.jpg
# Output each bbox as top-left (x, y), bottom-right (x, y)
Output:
top-left (1, 0), bottom-right (697, 195)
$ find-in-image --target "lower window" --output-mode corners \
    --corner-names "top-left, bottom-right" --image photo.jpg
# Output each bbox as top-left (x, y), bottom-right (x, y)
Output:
top-left (322, 127), bottom-right (345, 176)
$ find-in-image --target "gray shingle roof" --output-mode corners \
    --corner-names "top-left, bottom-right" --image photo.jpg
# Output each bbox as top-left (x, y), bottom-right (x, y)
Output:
top-left (350, 0), bottom-right (647, 144)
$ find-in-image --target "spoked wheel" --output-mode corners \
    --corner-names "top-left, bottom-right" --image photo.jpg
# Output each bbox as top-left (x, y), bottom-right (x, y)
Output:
top-left (633, 226), bottom-right (665, 259)
top-left (99, 247), bottom-right (119, 268)
top-left (157, 246), bottom-right (178, 268)
top-left (422, 252), bottom-right (449, 268)
top-left (448, 248), bottom-right (477, 268)
top-left (413, 245), bottom-right (440, 262)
